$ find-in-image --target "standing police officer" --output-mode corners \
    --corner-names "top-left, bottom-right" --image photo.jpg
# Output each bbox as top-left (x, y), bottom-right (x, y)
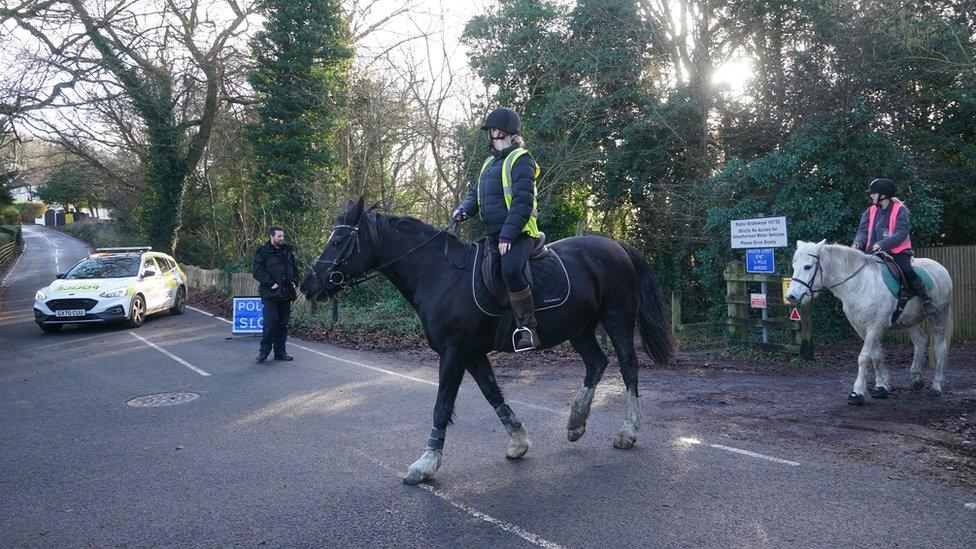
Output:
top-left (251, 226), bottom-right (301, 362)
top-left (453, 107), bottom-right (542, 351)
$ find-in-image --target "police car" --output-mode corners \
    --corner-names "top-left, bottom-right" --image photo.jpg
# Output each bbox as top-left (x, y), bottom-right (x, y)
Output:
top-left (33, 247), bottom-right (187, 333)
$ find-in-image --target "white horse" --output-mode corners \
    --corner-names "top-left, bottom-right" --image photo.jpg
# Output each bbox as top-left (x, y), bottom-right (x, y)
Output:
top-left (785, 240), bottom-right (953, 405)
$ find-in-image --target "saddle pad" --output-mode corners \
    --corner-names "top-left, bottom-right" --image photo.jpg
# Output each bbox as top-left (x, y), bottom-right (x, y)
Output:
top-left (881, 264), bottom-right (934, 297)
top-left (471, 240), bottom-right (570, 317)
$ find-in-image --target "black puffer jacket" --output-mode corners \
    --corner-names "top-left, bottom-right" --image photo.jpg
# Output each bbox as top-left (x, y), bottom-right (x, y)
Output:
top-left (459, 144), bottom-right (537, 241)
top-left (251, 242), bottom-right (300, 301)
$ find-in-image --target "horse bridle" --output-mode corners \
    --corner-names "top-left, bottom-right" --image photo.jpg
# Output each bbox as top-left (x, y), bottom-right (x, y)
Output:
top-left (312, 218), bottom-right (457, 293)
top-left (791, 252), bottom-right (874, 300)
top-left (313, 223), bottom-right (362, 289)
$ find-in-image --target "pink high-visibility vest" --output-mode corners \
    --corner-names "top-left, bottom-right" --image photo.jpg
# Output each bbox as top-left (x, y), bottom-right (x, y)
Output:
top-left (866, 199), bottom-right (911, 253)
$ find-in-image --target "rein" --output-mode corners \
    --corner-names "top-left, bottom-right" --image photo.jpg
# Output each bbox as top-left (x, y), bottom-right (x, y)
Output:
top-left (315, 219), bottom-right (463, 293)
top-left (792, 251), bottom-right (875, 298)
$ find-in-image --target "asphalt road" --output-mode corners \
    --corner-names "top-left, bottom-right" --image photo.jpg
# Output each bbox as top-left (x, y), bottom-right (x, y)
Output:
top-left (1, 225), bottom-right (974, 548)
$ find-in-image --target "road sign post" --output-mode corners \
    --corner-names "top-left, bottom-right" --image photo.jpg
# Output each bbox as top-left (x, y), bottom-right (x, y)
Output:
top-left (730, 217), bottom-right (792, 349)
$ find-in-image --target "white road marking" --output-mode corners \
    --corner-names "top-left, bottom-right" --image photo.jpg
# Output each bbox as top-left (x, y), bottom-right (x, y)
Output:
top-left (189, 306), bottom-right (229, 322)
top-left (188, 305), bottom-right (218, 318)
top-left (367, 455), bottom-right (566, 549)
top-left (677, 437), bottom-right (800, 466)
top-left (291, 343), bottom-right (438, 387)
top-left (289, 341), bottom-right (560, 414)
top-left (130, 332), bottom-right (211, 376)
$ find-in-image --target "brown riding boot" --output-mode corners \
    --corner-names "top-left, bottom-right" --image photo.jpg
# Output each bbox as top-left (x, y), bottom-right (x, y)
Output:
top-left (508, 287), bottom-right (540, 352)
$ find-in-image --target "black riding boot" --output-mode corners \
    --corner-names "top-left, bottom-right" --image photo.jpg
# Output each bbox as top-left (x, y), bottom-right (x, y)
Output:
top-left (910, 278), bottom-right (938, 317)
top-left (509, 287), bottom-right (540, 351)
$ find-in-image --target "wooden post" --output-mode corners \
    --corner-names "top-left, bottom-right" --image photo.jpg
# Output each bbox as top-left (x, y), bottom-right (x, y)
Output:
top-left (725, 263), bottom-right (737, 341)
top-left (797, 301), bottom-right (813, 360)
top-left (671, 291), bottom-right (682, 334)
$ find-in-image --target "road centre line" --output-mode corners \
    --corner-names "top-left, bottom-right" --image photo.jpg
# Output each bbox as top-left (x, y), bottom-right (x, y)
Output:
top-left (130, 332), bottom-right (211, 376)
top-left (366, 454), bottom-right (567, 549)
top-left (678, 437), bottom-right (800, 466)
top-left (186, 307), bottom-right (799, 465)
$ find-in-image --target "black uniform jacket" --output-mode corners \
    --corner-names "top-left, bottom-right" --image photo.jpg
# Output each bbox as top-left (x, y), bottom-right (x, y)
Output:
top-left (251, 242), bottom-right (300, 301)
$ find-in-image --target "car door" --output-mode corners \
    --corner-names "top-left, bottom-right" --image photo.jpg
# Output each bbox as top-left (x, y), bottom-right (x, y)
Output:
top-left (140, 257), bottom-right (166, 311)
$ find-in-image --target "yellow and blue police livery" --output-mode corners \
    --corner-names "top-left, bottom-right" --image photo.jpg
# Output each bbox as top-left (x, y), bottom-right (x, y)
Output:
top-left (33, 247), bottom-right (187, 333)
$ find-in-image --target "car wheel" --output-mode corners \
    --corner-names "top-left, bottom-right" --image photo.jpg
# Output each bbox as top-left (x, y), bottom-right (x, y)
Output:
top-left (39, 323), bottom-right (62, 333)
top-left (169, 286), bottom-right (186, 315)
top-left (127, 294), bottom-right (146, 328)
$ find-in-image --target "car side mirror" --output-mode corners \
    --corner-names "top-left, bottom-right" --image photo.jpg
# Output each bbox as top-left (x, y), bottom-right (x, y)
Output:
top-left (56, 273), bottom-right (66, 279)
top-left (142, 270), bottom-right (156, 278)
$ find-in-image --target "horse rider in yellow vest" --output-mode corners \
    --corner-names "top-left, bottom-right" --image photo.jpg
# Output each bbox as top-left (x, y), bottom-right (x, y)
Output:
top-left (453, 107), bottom-right (542, 351)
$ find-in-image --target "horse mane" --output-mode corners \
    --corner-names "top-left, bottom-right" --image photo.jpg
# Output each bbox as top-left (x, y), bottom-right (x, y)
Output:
top-left (819, 242), bottom-right (876, 272)
top-left (362, 209), bottom-right (465, 250)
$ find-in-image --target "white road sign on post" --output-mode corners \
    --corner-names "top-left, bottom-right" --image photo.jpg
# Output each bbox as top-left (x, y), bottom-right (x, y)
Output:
top-left (730, 216), bottom-right (788, 249)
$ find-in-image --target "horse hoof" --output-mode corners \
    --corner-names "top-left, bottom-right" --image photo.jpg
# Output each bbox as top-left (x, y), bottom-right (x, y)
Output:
top-left (870, 386), bottom-right (889, 399)
top-left (567, 426), bottom-right (586, 442)
top-left (402, 469), bottom-right (431, 485)
top-left (613, 435), bottom-right (636, 449)
top-left (506, 445), bottom-right (529, 460)
top-left (929, 388), bottom-right (942, 397)
top-left (911, 379), bottom-right (925, 393)
top-left (847, 392), bottom-right (866, 406)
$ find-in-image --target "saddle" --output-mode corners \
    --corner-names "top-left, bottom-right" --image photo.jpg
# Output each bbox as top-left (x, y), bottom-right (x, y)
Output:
top-left (470, 233), bottom-right (570, 316)
top-left (876, 253), bottom-right (934, 324)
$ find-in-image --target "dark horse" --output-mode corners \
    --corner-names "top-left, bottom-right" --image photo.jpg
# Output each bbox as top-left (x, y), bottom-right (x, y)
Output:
top-left (300, 198), bottom-right (674, 484)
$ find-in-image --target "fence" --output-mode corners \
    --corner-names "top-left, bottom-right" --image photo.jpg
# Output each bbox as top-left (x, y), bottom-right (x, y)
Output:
top-left (913, 245), bottom-right (975, 341)
top-left (0, 225), bottom-right (22, 270)
top-left (672, 261), bottom-right (813, 359)
top-left (0, 241), bottom-right (16, 269)
top-left (182, 265), bottom-right (314, 317)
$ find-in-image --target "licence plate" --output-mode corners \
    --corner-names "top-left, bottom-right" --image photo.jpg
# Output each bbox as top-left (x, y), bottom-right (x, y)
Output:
top-left (55, 309), bottom-right (87, 317)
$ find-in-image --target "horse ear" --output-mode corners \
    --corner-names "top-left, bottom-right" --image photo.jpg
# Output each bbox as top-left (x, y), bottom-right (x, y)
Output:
top-left (353, 196), bottom-right (366, 221)
top-left (816, 239), bottom-right (827, 247)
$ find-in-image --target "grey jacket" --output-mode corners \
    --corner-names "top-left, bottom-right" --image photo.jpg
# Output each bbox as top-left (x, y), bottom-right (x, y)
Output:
top-left (853, 201), bottom-right (912, 254)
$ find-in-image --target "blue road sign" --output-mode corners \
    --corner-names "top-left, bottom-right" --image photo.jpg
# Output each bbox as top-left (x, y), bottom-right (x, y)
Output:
top-left (232, 297), bottom-right (264, 334)
top-left (746, 248), bottom-right (775, 273)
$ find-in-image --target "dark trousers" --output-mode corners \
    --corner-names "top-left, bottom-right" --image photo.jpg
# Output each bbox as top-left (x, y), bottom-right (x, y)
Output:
top-left (495, 233), bottom-right (536, 293)
top-left (260, 299), bottom-right (291, 356)
top-left (891, 252), bottom-right (920, 287)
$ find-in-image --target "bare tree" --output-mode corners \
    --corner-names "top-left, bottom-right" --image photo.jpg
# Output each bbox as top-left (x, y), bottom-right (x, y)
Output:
top-left (7, 0), bottom-right (255, 253)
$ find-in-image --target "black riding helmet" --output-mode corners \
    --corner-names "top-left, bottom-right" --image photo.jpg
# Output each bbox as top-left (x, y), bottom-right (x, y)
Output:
top-left (867, 178), bottom-right (896, 199)
top-left (481, 107), bottom-right (522, 136)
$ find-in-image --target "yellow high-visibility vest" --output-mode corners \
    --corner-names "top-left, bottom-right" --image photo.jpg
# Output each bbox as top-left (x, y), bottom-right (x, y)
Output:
top-left (476, 148), bottom-right (540, 238)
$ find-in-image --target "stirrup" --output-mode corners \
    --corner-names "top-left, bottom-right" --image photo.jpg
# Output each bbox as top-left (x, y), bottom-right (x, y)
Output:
top-left (512, 326), bottom-right (537, 353)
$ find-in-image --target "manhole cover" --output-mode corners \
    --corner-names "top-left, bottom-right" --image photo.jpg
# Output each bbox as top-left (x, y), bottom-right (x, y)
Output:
top-left (126, 392), bottom-right (200, 407)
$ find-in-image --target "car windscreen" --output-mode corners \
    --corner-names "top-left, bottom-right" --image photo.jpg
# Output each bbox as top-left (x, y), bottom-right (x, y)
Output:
top-left (64, 256), bottom-right (141, 279)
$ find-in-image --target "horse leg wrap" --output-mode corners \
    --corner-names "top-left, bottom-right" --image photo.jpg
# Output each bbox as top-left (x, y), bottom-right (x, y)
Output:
top-left (495, 403), bottom-right (523, 434)
top-left (426, 427), bottom-right (447, 451)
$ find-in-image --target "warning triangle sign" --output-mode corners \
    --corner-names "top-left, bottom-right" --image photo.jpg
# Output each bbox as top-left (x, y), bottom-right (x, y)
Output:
top-left (789, 308), bottom-right (801, 321)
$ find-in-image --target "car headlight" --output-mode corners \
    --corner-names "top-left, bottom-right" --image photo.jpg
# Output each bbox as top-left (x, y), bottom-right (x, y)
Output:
top-left (35, 289), bottom-right (47, 301)
top-left (99, 287), bottom-right (128, 298)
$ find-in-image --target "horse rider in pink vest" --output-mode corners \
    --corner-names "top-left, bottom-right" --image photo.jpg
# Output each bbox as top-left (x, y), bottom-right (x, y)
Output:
top-left (851, 178), bottom-right (938, 317)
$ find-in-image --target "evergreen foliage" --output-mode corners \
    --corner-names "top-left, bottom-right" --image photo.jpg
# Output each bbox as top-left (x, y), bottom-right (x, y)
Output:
top-left (248, 0), bottom-right (352, 256)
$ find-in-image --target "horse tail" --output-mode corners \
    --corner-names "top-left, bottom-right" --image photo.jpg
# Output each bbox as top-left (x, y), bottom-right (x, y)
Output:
top-left (620, 242), bottom-right (676, 364)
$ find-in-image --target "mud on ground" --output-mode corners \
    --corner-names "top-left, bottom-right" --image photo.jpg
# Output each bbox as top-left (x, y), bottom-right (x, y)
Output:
top-left (191, 289), bottom-right (976, 490)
